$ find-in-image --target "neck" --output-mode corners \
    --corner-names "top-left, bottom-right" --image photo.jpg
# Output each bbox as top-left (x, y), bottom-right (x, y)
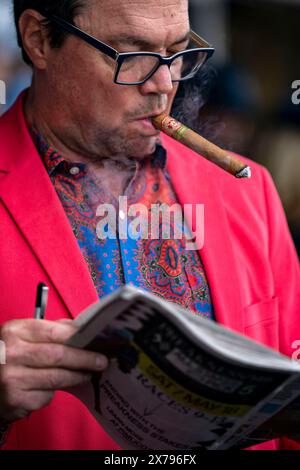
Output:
top-left (24, 87), bottom-right (137, 198)
top-left (25, 87), bottom-right (92, 165)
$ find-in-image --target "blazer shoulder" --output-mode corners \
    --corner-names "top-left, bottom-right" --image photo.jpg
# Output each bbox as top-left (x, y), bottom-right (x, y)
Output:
top-left (163, 132), bottom-right (268, 189)
top-left (163, 132), bottom-right (281, 228)
top-left (0, 93), bottom-right (33, 171)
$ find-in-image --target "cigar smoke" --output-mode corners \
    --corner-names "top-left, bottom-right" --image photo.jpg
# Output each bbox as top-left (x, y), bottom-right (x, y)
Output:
top-left (171, 64), bottom-right (221, 141)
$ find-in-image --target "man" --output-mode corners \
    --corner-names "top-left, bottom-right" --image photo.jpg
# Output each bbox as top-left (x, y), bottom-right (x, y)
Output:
top-left (0, 0), bottom-right (299, 450)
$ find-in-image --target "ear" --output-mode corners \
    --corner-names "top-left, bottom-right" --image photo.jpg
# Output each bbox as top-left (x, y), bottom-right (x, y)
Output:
top-left (18, 9), bottom-right (50, 69)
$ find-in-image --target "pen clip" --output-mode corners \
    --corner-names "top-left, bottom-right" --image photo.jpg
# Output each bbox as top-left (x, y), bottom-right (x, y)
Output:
top-left (34, 283), bottom-right (49, 320)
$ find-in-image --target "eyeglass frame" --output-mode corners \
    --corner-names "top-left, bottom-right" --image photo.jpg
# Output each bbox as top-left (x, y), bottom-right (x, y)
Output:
top-left (45, 14), bottom-right (215, 86)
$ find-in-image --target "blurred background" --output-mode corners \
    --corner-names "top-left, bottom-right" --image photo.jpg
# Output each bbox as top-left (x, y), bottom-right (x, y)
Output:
top-left (0, 0), bottom-right (300, 255)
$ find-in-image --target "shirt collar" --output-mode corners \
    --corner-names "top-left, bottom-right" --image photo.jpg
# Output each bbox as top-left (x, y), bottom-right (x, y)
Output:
top-left (30, 126), bottom-right (67, 176)
top-left (30, 126), bottom-right (167, 176)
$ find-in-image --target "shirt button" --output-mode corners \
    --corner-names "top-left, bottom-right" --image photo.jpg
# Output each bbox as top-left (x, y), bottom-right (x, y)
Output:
top-left (70, 166), bottom-right (80, 175)
top-left (119, 210), bottom-right (126, 220)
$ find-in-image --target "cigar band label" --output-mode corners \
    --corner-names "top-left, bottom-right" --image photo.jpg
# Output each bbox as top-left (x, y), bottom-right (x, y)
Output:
top-left (161, 117), bottom-right (188, 141)
top-left (175, 125), bottom-right (189, 142)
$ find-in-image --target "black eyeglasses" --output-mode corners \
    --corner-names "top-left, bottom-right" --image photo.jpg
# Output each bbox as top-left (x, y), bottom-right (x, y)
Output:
top-left (46, 15), bottom-right (215, 86)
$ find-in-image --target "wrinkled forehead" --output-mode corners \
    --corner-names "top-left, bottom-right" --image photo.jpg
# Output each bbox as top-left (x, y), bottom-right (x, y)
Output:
top-left (79, 0), bottom-right (190, 47)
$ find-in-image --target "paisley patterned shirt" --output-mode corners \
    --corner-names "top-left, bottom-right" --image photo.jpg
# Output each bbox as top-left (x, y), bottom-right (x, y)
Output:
top-left (31, 129), bottom-right (215, 319)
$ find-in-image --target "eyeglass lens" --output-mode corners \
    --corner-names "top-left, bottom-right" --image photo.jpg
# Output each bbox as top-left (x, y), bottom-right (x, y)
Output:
top-left (117, 50), bottom-right (208, 84)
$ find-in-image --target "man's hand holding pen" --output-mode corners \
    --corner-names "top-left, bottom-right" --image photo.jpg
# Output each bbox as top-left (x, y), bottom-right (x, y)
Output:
top-left (0, 286), bottom-right (108, 424)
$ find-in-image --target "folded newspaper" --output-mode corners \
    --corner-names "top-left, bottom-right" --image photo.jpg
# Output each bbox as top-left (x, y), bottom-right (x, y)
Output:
top-left (66, 285), bottom-right (300, 450)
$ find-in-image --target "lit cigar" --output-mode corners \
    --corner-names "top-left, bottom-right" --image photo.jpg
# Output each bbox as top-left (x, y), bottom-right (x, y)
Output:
top-left (152, 113), bottom-right (251, 179)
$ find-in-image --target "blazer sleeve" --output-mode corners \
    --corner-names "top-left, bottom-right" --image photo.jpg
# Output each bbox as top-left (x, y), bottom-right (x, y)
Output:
top-left (261, 167), bottom-right (300, 356)
top-left (261, 167), bottom-right (300, 450)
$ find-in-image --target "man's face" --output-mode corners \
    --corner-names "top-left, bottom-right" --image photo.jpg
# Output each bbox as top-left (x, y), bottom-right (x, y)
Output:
top-left (41, 0), bottom-right (190, 161)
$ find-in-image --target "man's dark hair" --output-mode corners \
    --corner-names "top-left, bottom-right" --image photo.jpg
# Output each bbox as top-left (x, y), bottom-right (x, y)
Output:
top-left (13, 0), bottom-right (85, 65)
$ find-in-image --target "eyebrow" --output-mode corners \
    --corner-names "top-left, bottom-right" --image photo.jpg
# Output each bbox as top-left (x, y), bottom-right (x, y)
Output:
top-left (109, 32), bottom-right (190, 50)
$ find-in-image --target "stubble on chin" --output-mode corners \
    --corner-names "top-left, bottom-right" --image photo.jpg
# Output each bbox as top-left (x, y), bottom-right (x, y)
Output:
top-left (80, 126), bottom-right (159, 168)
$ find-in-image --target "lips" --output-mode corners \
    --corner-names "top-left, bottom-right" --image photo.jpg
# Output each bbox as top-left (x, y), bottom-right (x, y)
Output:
top-left (134, 117), bottom-right (158, 133)
top-left (135, 111), bottom-right (166, 121)
top-left (127, 110), bottom-right (166, 136)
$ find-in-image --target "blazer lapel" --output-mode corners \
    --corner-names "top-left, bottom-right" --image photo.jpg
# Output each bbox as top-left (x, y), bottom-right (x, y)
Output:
top-left (165, 134), bottom-right (244, 334)
top-left (0, 95), bottom-right (98, 318)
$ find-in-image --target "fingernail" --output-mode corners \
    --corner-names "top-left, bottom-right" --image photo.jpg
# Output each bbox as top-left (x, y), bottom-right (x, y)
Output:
top-left (96, 355), bottom-right (108, 370)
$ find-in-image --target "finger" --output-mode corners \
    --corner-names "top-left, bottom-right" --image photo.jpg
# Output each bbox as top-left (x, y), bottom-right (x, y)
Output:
top-left (2, 319), bottom-right (78, 345)
top-left (18, 367), bottom-right (92, 391)
top-left (15, 390), bottom-right (55, 412)
top-left (1, 390), bottom-right (55, 421)
top-left (11, 342), bottom-right (108, 371)
top-left (56, 319), bottom-right (73, 325)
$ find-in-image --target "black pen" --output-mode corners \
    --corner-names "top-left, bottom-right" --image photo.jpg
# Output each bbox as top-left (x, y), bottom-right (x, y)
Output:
top-left (34, 283), bottom-right (49, 320)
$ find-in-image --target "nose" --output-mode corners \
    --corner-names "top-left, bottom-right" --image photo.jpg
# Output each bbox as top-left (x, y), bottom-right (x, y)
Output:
top-left (139, 64), bottom-right (174, 96)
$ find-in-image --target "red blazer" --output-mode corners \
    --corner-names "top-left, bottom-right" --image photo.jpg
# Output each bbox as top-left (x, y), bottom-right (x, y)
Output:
top-left (0, 94), bottom-right (299, 450)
